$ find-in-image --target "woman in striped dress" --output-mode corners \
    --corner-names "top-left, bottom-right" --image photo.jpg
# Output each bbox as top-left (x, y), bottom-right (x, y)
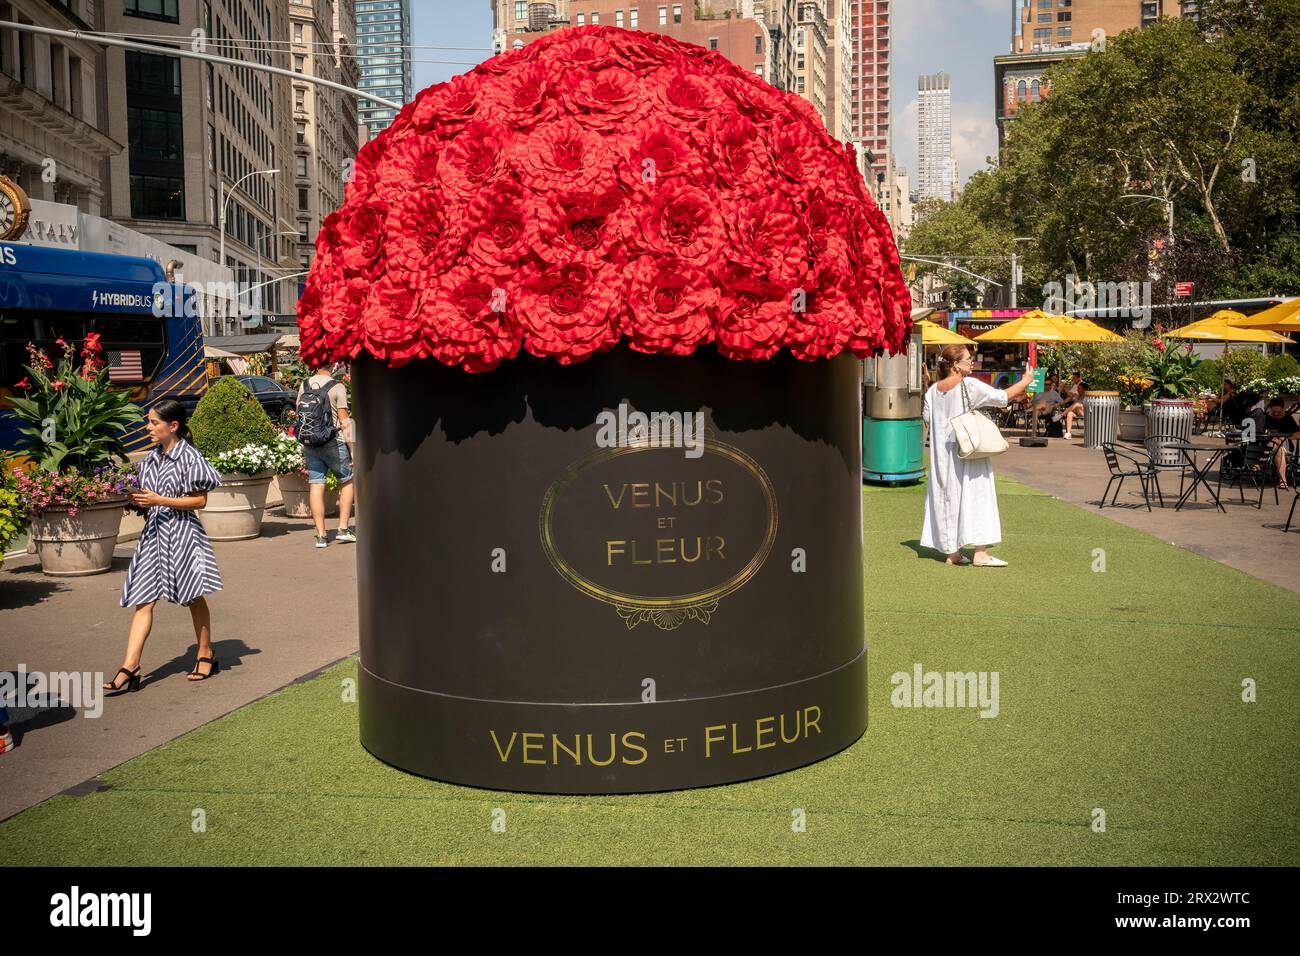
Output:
top-left (104, 400), bottom-right (225, 694)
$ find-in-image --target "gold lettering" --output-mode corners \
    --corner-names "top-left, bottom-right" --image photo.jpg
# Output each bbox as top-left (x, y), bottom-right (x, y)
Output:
top-left (706, 478), bottom-right (724, 504)
top-left (680, 537), bottom-right (702, 563)
top-left (586, 733), bottom-right (618, 766)
top-left (622, 731), bottom-right (648, 765)
top-left (780, 711), bottom-right (802, 744)
top-left (804, 705), bottom-right (822, 736)
top-left (603, 483), bottom-right (628, 509)
top-left (704, 724), bottom-right (726, 759)
top-left (708, 535), bottom-right (725, 560)
top-left (655, 538), bottom-right (677, 564)
top-left (489, 730), bottom-right (517, 762)
top-left (552, 733), bottom-right (581, 765)
top-left (631, 539), bottom-right (652, 565)
top-left (755, 716), bottom-right (776, 750)
top-left (654, 482), bottom-right (677, 508)
top-left (681, 480), bottom-right (703, 506)
top-left (730, 722), bottom-right (752, 754)
top-left (521, 732), bottom-right (546, 764)
top-left (630, 483), bottom-right (651, 507)
top-left (606, 540), bottom-right (626, 566)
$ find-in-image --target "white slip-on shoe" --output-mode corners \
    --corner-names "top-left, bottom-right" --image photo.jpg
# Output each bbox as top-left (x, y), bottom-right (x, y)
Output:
top-left (973, 556), bottom-right (1008, 567)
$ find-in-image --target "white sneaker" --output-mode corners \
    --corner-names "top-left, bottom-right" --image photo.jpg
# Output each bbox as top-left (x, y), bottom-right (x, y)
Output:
top-left (973, 556), bottom-right (1008, 567)
top-left (1063, 431), bottom-right (1072, 440)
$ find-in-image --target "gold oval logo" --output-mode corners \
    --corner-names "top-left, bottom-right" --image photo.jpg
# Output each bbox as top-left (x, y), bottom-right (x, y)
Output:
top-left (539, 439), bottom-right (778, 625)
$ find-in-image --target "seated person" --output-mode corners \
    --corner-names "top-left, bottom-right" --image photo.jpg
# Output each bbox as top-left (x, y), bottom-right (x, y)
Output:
top-left (1033, 374), bottom-right (1063, 416)
top-left (1204, 379), bottom-right (1252, 428)
top-left (1264, 397), bottom-right (1300, 489)
top-left (1056, 381), bottom-right (1086, 440)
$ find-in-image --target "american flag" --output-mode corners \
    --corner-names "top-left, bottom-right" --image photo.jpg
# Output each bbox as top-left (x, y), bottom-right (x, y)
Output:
top-left (107, 349), bottom-right (143, 382)
top-left (1174, 282), bottom-right (1195, 297)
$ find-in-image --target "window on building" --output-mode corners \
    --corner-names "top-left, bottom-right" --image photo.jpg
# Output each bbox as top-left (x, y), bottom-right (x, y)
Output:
top-left (615, 9), bottom-right (624, 27)
top-left (658, 6), bottom-right (666, 25)
top-left (577, 12), bottom-right (585, 25)
top-left (209, 125), bottom-right (216, 171)
top-left (295, 87), bottom-right (306, 110)
top-left (298, 187), bottom-right (309, 210)
top-left (296, 121), bottom-right (306, 144)
top-left (515, 1), bottom-right (527, 19)
top-left (294, 22), bottom-right (303, 43)
top-left (796, 53), bottom-right (805, 69)
top-left (1030, 79), bottom-right (1041, 101)
top-left (591, 11), bottom-right (599, 23)
top-left (130, 175), bottom-right (184, 219)
top-left (755, 35), bottom-right (762, 54)
top-left (672, 4), bottom-right (681, 23)
top-left (125, 49), bottom-right (180, 95)
top-left (630, 7), bottom-right (638, 27)
top-left (67, 55), bottom-right (82, 119)
top-left (294, 55), bottom-right (305, 73)
top-left (128, 107), bottom-right (184, 161)
top-left (124, 0), bottom-right (179, 23)
top-left (1017, 79), bottom-right (1028, 102)
top-left (296, 155), bottom-right (307, 177)
top-left (298, 221), bottom-right (309, 241)
top-left (709, 36), bottom-right (718, 50)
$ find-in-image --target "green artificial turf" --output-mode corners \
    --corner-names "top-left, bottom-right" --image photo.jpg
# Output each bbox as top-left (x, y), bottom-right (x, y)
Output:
top-left (2, 476), bottom-right (1298, 866)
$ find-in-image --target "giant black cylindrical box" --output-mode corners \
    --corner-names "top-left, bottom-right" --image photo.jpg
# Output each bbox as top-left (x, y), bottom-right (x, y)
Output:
top-left (354, 346), bottom-right (866, 793)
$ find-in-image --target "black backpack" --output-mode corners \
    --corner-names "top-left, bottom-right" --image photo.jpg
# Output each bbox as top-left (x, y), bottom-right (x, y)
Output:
top-left (296, 379), bottom-right (339, 447)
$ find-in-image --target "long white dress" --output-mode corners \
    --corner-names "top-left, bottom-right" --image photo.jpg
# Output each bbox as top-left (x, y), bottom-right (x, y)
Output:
top-left (920, 377), bottom-right (1009, 555)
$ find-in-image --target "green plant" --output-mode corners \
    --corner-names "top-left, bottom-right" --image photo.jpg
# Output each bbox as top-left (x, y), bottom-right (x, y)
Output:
top-left (1265, 353), bottom-right (1300, 384)
top-left (189, 377), bottom-right (277, 460)
top-left (1216, 347), bottom-right (1269, 390)
top-left (277, 362), bottom-right (310, 390)
top-left (12, 463), bottom-right (139, 519)
top-left (1036, 343), bottom-right (1084, 381)
top-left (1117, 372), bottom-right (1155, 407)
top-left (245, 351), bottom-right (269, 377)
top-left (1190, 357), bottom-right (1223, 392)
top-left (7, 336), bottom-right (141, 473)
top-left (1146, 337), bottom-right (1200, 398)
top-left (0, 467), bottom-right (26, 568)
top-left (1074, 330), bottom-right (1154, 392)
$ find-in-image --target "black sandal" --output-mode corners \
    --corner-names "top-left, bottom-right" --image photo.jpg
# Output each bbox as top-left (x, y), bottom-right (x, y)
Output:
top-left (188, 656), bottom-right (220, 681)
top-left (104, 666), bottom-right (141, 695)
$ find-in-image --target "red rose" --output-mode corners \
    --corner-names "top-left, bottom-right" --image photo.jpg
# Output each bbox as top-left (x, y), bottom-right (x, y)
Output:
top-left (515, 261), bottom-right (622, 364)
top-left (424, 264), bottom-right (522, 372)
top-left (411, 79), bottom-right (477, 135)
top-left (768, 123), bottom-right (837, 195)
top-left (385, 187), bottom-right (464, 275)
top-left (707, 111), bottom-right (768, 197)
top-left (719, 75), bottom-right (783, 126)
top-left (622, 255), bottom-right (716, 355)
top-left (467, 177), bottom-right (534, 275)
top-left (440, 119), bottom-right (510, 200)
top-left (338, 201), bottom-right (387, 275)
top-left (373, 138), bottom-right (441, 201)
top-left (622, 121), bottom-right (707, 192)
top-left (531, 188), bottom-right (629, 266)
top-left (514, 117), bottom-right (610, 194)
top-left (712, 263), bottom-right (790, 361)
top-left (560, 32), bottom-right (614, 69)
top-left (633, 182), bottom-right (725, 265)
top-left (562, 65), bottom-right (645, 128)
top-left (479, 62), bottom-right (558, 130)
top-left (724, 194), bottom-right (809, 288)
top-left (362, 275), bottom-right (427, 362)
top-left (786, 266), bottom-right (855, 361)
top-left (655, 70), bottom-right (723, 124)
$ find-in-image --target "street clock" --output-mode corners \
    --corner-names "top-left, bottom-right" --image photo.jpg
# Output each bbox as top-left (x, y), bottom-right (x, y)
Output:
top-left (0, 175), bottom-right (31, 241)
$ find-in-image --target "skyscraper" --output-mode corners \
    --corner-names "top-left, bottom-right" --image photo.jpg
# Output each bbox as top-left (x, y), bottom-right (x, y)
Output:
top-left (1012, 0), bottom-right (1202, 55)
top-left (849, 0), bottom-right (891, 190)
top-left (917, 72), bottom-right (953, 203)
top-left (356, 0), bottom-right (413, 135)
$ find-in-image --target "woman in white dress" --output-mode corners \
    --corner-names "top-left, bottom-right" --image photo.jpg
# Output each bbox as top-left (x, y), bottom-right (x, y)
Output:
top-left (921, 344), bottom-right (1035, 566)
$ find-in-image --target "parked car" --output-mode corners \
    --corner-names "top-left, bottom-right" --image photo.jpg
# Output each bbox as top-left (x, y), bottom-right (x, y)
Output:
top-left (163, 375), bottom-right (298, 425)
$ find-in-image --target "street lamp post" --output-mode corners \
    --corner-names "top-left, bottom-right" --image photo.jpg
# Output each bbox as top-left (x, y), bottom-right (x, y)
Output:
top-left (251, 229), bottom-right (300, 329)
top-left (1009, 237), bottom-right (1035, 309)
top-left (218, 168), bottom-right (279, 333)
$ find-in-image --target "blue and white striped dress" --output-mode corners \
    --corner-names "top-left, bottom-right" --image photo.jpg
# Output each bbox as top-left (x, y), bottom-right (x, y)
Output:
top-left (120, 439), bottom-right (224, 608)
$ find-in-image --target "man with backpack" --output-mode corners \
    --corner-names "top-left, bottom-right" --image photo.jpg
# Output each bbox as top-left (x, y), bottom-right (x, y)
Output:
top-left (296, 363), bottom-right (355, 548)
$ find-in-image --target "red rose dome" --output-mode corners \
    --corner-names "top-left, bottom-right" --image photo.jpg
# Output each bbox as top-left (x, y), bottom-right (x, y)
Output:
top-left (299, 25), bottom-right (912, 372)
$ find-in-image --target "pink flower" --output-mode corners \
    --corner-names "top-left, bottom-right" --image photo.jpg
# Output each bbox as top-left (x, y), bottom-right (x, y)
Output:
top-left (52, 379), bottom-right (65, 390)
top-left (1154, 339), bottom-right (1165, 352)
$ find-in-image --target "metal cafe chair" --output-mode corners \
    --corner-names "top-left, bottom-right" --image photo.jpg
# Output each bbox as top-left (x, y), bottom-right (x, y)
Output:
top-left (1285, 486), bottom-right (1300, 533)
top-left (1142, 433), bottom-right (1195, 507)
top-left (1218, 434), bottom-right (1283, 510)
top-left (1099, 442), bottom-right (1158, 511)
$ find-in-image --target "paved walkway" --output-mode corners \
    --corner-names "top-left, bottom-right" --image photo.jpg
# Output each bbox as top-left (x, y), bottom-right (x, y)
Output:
top-left (993, 434), bottom-right (1300, 596)
top-left (0, 509), bottom-right (360, 821)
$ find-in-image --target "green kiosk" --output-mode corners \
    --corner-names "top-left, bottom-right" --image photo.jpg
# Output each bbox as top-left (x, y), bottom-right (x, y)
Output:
top-left (862, 327), bottom-right (925, 485)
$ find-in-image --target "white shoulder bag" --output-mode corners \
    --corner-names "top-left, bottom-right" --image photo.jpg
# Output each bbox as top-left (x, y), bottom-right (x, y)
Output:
top-left (949, 379), bottom-right (1009, 460)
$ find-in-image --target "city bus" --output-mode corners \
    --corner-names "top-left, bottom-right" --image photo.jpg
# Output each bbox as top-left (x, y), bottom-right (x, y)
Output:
top-left (0, 241), bottom-right (207, 459)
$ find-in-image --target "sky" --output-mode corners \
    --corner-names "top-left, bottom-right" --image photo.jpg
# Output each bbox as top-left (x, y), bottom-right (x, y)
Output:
top-left (410, 0), bottom-right (1011, 186)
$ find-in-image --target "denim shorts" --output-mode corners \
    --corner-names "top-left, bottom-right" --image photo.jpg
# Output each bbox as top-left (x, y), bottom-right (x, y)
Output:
top-left (303, 438), bottom-right (353, 485)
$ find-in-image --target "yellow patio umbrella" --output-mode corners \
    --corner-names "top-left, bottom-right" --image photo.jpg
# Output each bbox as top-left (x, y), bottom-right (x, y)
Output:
top-left (1224, 298), bottom-right (1300, 333)
top-left (972, 308), bottom-right (1122, 343)
top-left (917, 319), bottom-right (975, 345)
top-left (1165, 311), bottom-right (1293, 343)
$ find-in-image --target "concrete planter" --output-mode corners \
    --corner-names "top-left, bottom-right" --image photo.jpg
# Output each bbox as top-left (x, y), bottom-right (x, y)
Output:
top-left (278, 471), bottom-right (338, 518)
top-left (30, 498), bottom-right (126, 576)
top-left (199, 470), bottom-right (273, 541)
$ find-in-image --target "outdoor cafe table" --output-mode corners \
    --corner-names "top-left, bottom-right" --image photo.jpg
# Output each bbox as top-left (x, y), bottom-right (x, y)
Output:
top-left (1168, 440), bottom-right (1230, 513)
